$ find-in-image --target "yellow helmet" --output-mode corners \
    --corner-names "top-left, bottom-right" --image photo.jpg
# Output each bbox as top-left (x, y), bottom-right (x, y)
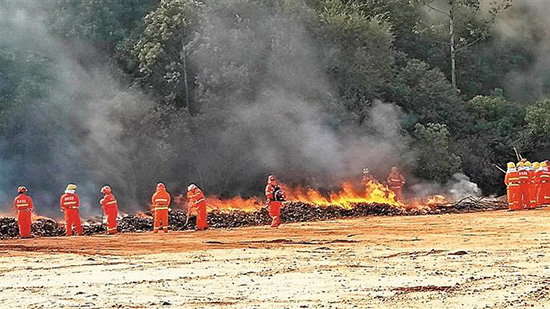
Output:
top-left (507, 162), bottom-right (515, 169)
top-left (541, 162), bottom-right (548, 168)
top-left (534, 162), bottom-right (540, 168)
top-left (525, 161), bottom-right (532, 167)
top-left (517, 162), bottom-right (525, 167)
top-left (66, 184), bottom-right (77, 191)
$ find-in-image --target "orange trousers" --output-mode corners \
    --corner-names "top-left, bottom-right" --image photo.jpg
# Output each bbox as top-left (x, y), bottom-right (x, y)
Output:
top-left (390, 187), bottom-right (403, 201)
top-left (17, 211), bottom-right (32, 238)
top-left (154, 209), bottom-right (169, 233)
top-left (519, 184), bottom-right (530, 210)
top-left (64, 209), bottom-right (82, 236)
top-left (507, 186), bottom-right (520, 210)
top-left (196, 201), bottom-right (208, 230)
top-left (105, 208), bottom-right (118, 234)
top-left (529, 184), bottom-right (538, 208)
top-left (538, 182), bottom-right (550, 206)
top-left (269, 201), bottom-right (281, 227)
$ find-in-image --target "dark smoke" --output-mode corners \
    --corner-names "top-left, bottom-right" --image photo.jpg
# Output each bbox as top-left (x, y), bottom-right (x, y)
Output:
top-left (0, 0), bottom-right (457, 216)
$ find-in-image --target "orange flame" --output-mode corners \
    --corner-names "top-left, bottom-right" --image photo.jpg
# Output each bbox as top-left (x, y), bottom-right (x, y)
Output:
top-left (285, 181), bottom-right (404, 209)
top-left (203, 181), bottom-right (448, 213)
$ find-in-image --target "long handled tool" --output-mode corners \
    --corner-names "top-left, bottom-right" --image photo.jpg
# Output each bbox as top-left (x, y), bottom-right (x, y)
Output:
top-left (493, 164), bottom-right (506, 174)
top-left (513, 147), bottom-right (523, 161)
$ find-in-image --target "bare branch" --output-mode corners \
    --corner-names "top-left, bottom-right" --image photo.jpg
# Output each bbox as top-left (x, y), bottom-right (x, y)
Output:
top-left (425, 3), bottom-right (450, 17)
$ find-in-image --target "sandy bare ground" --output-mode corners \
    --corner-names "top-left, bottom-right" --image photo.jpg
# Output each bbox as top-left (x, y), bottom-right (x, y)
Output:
top-left (1, 209), bottom-right (550, 308)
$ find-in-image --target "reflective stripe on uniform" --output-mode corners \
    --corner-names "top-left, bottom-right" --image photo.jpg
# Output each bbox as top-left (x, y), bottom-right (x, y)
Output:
top-left (155, 199), bottom-right (168, 202)
top-left (106, 201), bottom-right (117, 205)
top-left (195, 198), bottom-right (205, 204)
top-left (155, 207), bottom-right (169, 210)
top-left (64, 201), bottom-right (77, 205)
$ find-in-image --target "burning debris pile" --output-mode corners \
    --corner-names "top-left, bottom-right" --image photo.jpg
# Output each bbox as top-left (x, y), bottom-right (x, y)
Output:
top-left (0, 197), bottom-right (506, 238)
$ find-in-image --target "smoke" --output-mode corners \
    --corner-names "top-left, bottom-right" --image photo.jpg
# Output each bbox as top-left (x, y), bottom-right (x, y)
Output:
top-left (409, 173), bottom-right (482, 201)
top-left (0, 0), bottom-right (151, 216)
top-left (186, 0), bottom-right (410, 192)
top-left (0, 0), bottom-right (479, 217)
top-left (494, 0), bottom-right (550, 100)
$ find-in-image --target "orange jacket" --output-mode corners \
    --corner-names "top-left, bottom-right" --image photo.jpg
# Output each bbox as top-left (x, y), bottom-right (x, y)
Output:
top-left (187, 188), bottom-right (205, 205)
top-left (505, 171), bottom-right (520, 187)
top-left (536, 169), bottom-right (550, 184)
top-left (151, 190), bottom-right (171, 211)
top-left (265, 184), bottom-right (285, 201)
top-left (518, 169), bottom-right (530, 185)
top-left (60, 193), bottom-right (80, 210)
top-left (101, 193), bottom-right (118, 212)
top-left (387, 172), bottom-right (405, 188)
top-left (528, 170), bottom-right (536, 184)
top-left (14, 194), bottom-right (33, 212)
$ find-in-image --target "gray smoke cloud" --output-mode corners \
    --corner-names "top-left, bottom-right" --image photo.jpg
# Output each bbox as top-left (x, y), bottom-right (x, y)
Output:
top-left (0, 0), bottom-right (151, 216)
top-left (494, 0), bottom-right (550, 100)
top-left (0, 0), bottom-right (477, 218)
top-left (187, 0), bottom-right (411, 192)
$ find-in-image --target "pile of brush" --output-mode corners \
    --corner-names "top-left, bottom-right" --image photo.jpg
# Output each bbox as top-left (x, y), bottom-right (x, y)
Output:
top-left (0, 197), bottom-right (507, 238)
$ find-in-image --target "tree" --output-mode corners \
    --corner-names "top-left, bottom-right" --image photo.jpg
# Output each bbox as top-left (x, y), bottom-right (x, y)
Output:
top-left (411, 0), bottom-right (512, 89)
top-left (134, 0), bottom-right (203, 112)
top-left (413, 123), bottom-right (461, 182)
top-left (315, 0), bottom-right (395, 123)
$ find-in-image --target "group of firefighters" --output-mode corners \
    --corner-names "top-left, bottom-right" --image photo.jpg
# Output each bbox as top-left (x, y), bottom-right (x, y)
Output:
top-left (505, 159), bottom-right (550, 211)
top-left (12, 174), bottom-right (286, 238)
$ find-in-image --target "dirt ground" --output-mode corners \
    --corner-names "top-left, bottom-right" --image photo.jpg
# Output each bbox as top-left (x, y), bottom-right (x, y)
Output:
top-left (1, 209), bottom-right (550, 308)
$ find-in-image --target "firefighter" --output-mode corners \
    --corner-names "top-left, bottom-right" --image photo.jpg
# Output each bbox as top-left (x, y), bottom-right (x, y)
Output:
top-left (13, 186), bottom-right (33, 238)
top-left (362, 167), bottom-right (374, 186)
top-left (151, 182), bottom-right (171, 233)
top-left (186, 184), bottom-right (208, 230)
top-left (505, 162), bottom-right (520, 211)
top-left (60, 184), bottom-right (83, 236)
top-left (100, 186), bottom-right (118, 234)
top-left (537, 161), bottom-right (550, 207)
top-left (265, 175), bottom-right (285, 228)
top-left (387, 166), bottom-right (405, 201)
top-left (526, 162), bottom-right (538, 208)
top-left (517, 162), bottom-right (530, 210)
top-left (532, 162), bottom-right (541, 207)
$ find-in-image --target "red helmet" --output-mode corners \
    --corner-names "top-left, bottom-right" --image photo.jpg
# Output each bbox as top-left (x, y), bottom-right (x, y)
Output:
top-left (18, 186), bottom-right (27, 194)
top-left (156, 182), bottom-right (166, 191)
top-left (101, 186), bottom-right (111, 194)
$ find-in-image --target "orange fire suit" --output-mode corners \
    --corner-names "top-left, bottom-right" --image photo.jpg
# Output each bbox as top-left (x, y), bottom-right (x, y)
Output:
top-left (13, 194), bottom-right (33, 238)
top-left (266, 184), bottom-right (284, 227)
top-left (60, 193), bottom-right (83, 236)
top-left (387, 172), bottom-right (405, 201)
top-left (536, 168), bottom-right (550, 207)
top-left (151, 189), bottom-right (171, 233)
top-left (518, 169), bottom-right (530, 209)
top-left (187, 188), bottom-right (208, 230)
top-left (100, 193), bottom-right (118, 234)
top-left (528, 169), bottom-right (538, 208)
top-left (505, 170), bottom-right (520, 210)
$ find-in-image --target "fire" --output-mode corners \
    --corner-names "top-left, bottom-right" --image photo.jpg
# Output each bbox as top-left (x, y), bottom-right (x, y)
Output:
top-left (285, 181), bottom-right (404, 209)
top-left (203, 181), bottom-right (449, 213)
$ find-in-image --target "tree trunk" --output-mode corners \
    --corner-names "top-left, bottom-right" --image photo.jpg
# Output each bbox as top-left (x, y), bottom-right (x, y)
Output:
top-left (449, 5), bottom-right (457, 89)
